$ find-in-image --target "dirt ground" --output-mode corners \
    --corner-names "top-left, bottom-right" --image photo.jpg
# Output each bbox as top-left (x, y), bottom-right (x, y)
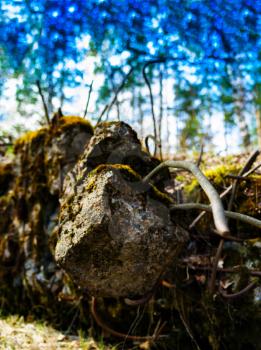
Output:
top-left (0, 315), bottom-right (108, 350)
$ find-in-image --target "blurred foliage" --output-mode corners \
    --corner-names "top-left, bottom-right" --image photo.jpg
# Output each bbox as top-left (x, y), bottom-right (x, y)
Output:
top-left (0, 0), bottom-right (260, 148)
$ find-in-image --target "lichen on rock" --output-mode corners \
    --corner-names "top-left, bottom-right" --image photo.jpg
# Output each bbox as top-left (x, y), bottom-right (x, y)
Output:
top-left (68, 121), bottom-right (170, 193)
top-left (56, 164), bottom-right (188, 298)
top-left (0, 115), bottom-right (93, 320)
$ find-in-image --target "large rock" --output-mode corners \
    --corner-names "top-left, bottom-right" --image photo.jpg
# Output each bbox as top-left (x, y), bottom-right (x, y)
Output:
top-left (65, 121), bottom-right (170, 196)
top-left (56, 164), bottom-right (188, 298)
top-left (0, 116), bottom-right (93, 318)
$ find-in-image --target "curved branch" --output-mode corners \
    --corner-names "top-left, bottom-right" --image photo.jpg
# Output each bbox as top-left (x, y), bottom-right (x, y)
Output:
top-left (227, 150), bottom-right (260, 211)
top-left (142, 59), bottom-right (165, 156)
top-left (170, 203), bottom-right (261, 230)
top-left (124, 291), bottom-right (154, 306)
top-left (145, 134), bottom-right (157, 157)
top-left (179, 264), bottom-right (261, 277)
top-left (143, 160), bottom-right (230, 236)
top-left (189, 162), bottom-right (261, 230)
top-left (219, 281), bottom-right (258, 299)
top-left (90, 297), bottom-right (165, 341)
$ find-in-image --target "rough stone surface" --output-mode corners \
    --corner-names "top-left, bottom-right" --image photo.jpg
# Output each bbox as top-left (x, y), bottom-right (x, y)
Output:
top-left (64, 121), bottom-right (170, 197)
top-left (56, 165), bottom-right (188, 298)
top-left (0, 116), bottom-right (93, 319)
top-left (45, 121), bottom-right (93, 195)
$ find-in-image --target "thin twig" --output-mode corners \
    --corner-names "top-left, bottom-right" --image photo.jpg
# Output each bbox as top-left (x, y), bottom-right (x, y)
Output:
top-left (57, 107), bottom-right (63, 118)
top-left (209, 151), bottom-right (259, 294)
top-left (228, 150), bottom-right (260, 211)
top-left (83, 80), bottom-right (93, 118)
top-left (158, 69), bottom-right (164, 161)
top-left (152, 320), bottom-right (167, 343)
top-left (161, 280), bottom-right (176, 288)
top-left (178, 264), bottom-right (261, 277)
top-left (209, 239), bottom-right (225, 293)
top-left (143, 160), bottom-right (230, 236)
top-left (225, 174), bottom-right (250, 181)
top-left (189, 162), bottom-right (261, 230)
top-left (196, 142), bottom-right (204, 167)
top-left (219, 281), bottom-right (258, 299)
top-left (90, 297), bottom-right (166, 341)
top-left (97, 104), bottom-right (108, 123)
top-left (96, 67), bottom-right (134, 124)
top-left (145, 134), bottom-right (157, 157)
top-left (210, 229), bottom-right (244, 242)
top-left (142, 59), bottom-right (166, 156)
top-left (36, 80), bottom-right (50, 125)
top-left (178, 308), bottom-right (201, 350)
top-left (124, 290), bottom-right (154, 306)
top-left (171, 203), bottom-right (261, 230)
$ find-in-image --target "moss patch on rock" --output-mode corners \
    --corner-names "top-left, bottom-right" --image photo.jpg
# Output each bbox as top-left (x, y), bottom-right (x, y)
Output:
top-left (85, 163), bottom-right (174, 205)
top-left (58, 116), bottom-right (93, 135)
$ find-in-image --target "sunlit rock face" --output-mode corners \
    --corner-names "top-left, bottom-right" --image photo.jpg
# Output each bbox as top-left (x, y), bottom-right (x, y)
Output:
top-left (56, 165), bottom-right (188, 298)
top-left (64, 121), bottom-right (170, 197)
top-left (56, 121), bottom-right (188, 298)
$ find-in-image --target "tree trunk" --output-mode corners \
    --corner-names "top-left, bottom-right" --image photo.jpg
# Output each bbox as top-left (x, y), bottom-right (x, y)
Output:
top-left (255, 84), bottom-right (261, 150)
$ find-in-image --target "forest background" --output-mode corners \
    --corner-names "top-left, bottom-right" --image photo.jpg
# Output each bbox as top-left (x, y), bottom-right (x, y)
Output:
top-left (0, 0), bottom-right (260, 155)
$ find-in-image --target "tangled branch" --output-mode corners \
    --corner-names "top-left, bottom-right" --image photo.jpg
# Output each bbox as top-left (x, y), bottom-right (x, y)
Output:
top-left (143, 160), bottom-right (230, 236)
top-left (219, 281), bottom-right (258, 299)
top-left (170, 203), bottom-right (261, 230)
top-left (90, 297), bottom-right (166, 341)
top-left (189, 161), bottom-right (261, 230)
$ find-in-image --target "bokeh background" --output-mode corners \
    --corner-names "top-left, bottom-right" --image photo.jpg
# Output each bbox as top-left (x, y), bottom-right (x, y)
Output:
top-left (0, 0), bottom-right (260, 154)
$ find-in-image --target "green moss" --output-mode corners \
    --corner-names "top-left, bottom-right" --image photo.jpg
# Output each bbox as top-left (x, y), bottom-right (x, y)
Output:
top-left (87, 163), bottom-right (141, 180)
top-left (185, 163), bottom-right (240, 194)
top-left (204, 164), bottom-right (240, 183)
top-left (59, 116), bottom-right (93, 134)
top-left (14, 128), bottom-right (47, 151)
top-left (85, 176), bottom-right (97, 193)
top-left (150, 183), bottom-right (174, 205)
top-left (85, 164), bottom-right (173, 205)
top-left (14, 116), bottom-right (93, 151)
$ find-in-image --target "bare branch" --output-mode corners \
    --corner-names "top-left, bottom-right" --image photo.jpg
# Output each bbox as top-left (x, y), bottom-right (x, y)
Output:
top-left (207, 150), bottom-right (260, 294)
top-left (189, 162), bottom-right (261, 230)
top-left (225, 174), bottom-right (251, 181)
top-left (228, 149), bottom-right (260, 211)
top-left (178, 264), bottom-right (261, 277)
top-left (145, 134), bottom-right (157, 157)
top-left (142, 59), bottom-right (166, 156)
top-left (219, 281), bottom-right (258, 299)
top-left (143, 160), bottom-right (230, 236)
top-left (196, 142), bottom-right (204, 167)
top-left (83, 80), bottom-right (93, 118)
top-left (91, 297), bottom-right (165, 341)
top-left (96, 67), bottom-right (134, 124)
top-left (171, 203), bottom-right (261, 230)
top-left (36, 80), bottom-right (50, 125)
top-left (209, 239), bottom-right (225, 293)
